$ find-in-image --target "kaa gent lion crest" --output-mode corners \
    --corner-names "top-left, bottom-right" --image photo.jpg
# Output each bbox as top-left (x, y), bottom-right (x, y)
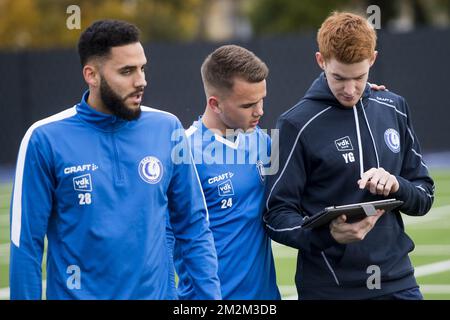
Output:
top-left (384, 128), bottom-right (400, 153)
top-left (139, 156), bottom-right (163, 184)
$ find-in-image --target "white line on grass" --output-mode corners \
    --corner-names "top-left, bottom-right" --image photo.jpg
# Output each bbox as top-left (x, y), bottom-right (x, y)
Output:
top-left (420, 285), bottom-right (450, 294)
top-left (403, 205), bottom-right (450, 226)
top-left (0, 287), bottom-right (9, 300)
top-left (2, 262), bottom-right (450, 300)
top-left (415, 259), bottom-right (450, 277)
top-left (283, 284), bottom-right (450, 299)
top-left (0, 281), bottom-right (46, 300)
top-left (280, 259), bottom-right (450, 300)
top-left (1, 205), bottom-right (449, 299)
top-left (412, 245), bottom-right (450, 256)
top-left (273, 244), bottom-right (450, 258)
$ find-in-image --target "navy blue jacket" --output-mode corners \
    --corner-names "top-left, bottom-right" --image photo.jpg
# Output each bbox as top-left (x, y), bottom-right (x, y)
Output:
top-left (264, 73), bottom-right (435, 299)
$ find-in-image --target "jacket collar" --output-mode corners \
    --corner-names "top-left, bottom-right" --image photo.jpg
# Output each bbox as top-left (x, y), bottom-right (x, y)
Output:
top-left (304, 72), bottom-right (371, 110)
top-left (76, 90), bottom-right (129, 132)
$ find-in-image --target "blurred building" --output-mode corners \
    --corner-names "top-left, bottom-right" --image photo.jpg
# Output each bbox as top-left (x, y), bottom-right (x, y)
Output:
top-left (201, 0), bottom-right (252, 41)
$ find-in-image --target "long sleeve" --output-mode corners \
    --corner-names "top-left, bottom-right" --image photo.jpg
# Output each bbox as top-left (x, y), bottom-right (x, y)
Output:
top-left (264, 117), bottom-right (338, 253)
top-left (392, 97), bottom-right (435, 215)
top-left (165, 217), bottom-right (178, 300)
top-left (10, 130), bottom-right (54, 300)
top-left (167, 121), bottom-right (221, 300)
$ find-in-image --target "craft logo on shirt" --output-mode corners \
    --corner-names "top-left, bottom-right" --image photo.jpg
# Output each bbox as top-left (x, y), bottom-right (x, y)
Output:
top-left (218, 179), bottom-right (234, 197)
top-left (208, 171), bottom-right (234, 185)
top-left (335, 136), bottom-right (354, 152)
top-left (376, 96), bottom-right (394, 104)
top-left (384, 128), bottom-right (400, 153)
top-left (73, 174), bottom-right (92, 192)
top-left (139, 156), bottom-right (163, 184)
top-left (64, 163), bottom-right (98, 175)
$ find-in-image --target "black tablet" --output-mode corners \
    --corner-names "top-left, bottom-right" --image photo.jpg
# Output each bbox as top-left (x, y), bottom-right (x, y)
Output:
top-left (301, 198), bottom-right (404, 229)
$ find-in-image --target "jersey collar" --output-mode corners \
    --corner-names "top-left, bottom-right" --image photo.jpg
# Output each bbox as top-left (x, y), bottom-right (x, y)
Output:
top-left (76, 90), bottom-right (129, 132)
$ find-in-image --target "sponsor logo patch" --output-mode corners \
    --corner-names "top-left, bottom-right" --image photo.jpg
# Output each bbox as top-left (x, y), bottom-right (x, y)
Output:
top-left (139, 156), bottom-right (163, 184)
top-left (218, 179), bottom-right (234, 197)
top-left (73, 174), bottom-right (92, 192)
top-left (384, 128), bottom-right (400, 153)
top-left (335, 136), bottom-right (354, 152)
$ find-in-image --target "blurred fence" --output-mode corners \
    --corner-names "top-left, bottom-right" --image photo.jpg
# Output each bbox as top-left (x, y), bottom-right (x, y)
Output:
top-left (1, 27), bottom-right (449, 165)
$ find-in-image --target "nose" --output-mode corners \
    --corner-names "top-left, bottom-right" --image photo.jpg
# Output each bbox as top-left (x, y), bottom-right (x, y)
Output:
top-left (253, 101), bottom-right (264, 117)
top-left (134, 70), bottom-right (147, 88)
top-left (343, 80), bottom-right (355, 96)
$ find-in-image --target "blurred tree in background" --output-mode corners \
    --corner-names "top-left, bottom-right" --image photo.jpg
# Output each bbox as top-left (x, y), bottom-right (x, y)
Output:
top-left (247, 0), bottom-right (450, 35)
top-left (248, 0), bottom-right (354, 35)
top-left (0, 0), bottom-right (204, 50)
top-left (0, 0), bottom-right (449, 50)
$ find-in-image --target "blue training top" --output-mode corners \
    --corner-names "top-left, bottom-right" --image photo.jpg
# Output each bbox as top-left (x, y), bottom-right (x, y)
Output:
top-left (171, 119), bottom-right (280, 300)
top-left (10, 91), bottom-right (220, 300)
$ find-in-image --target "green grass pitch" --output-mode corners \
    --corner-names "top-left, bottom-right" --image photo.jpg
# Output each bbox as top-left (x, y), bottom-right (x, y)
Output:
top-left (1, 169), bottom-right (449, 299)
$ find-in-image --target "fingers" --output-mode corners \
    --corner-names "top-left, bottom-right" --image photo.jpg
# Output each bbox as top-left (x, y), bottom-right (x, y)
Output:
top-left (358, 168), bottom-right (377, 189)
top-left (369, 84), bottom-right (388, 91)
top-left (358, 168), bottom-right (399, 196)
top-left (330, 215), bottom-right (347, 231)
top-left (374, 171), bottom-right (391, 195)
top-left (358, 167), bottom-right (385, 193)
top-left (337, 214), bottom-right (346, 224)
top-left (357, 215), bottom-right (376, 230)
top-left (368, 210), bottom-right (385, 224)
top-left (351, 211), bottom-right (384, 236)
top-left (383, 177), bottom-right (395, 196)
top-left (331, 215), bottom-right (379, 243)
top-left (368, 168), bottom-right (384, 194)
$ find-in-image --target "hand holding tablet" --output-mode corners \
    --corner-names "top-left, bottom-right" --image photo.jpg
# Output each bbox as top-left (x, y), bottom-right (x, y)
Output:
top-left (301, 198), bottom-right (404, 229)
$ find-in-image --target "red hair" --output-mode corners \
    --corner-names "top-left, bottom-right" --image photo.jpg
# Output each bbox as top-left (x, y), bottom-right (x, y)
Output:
top-left (317, 12), bottom-right (377, 63)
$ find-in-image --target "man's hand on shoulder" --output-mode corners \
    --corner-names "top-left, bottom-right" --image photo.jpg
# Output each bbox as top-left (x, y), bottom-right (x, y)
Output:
top-left (369, 83), bottom-right (388, 91)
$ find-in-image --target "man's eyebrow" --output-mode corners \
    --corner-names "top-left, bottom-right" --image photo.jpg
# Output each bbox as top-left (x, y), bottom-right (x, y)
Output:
top-left (240, 99), bottom-right (262, 108)
top-left (241, 102), bottom-right (257, 108)
top-left (118, 62), bottom-right (147, 69)
top-left (118, 65), bottom-right (137, 70)
top-left (331, 72), bottom-right (367, 80)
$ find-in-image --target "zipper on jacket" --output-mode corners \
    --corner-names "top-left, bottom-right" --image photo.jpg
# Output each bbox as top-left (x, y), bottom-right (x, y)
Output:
top-left (360, 99), bottom-right (380, 168)
top-left (353, 105), bottom-right (365, 178)
top-left (353, 99), bottom-right (381, 177)
top-left (111, 132), bottom-right (125, 185)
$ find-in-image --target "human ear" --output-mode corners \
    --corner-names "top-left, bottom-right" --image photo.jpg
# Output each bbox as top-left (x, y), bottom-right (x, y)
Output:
top-left (83, 64), bottom-right (100, 87)
top-left (315, 52), bottom-right (326, 70)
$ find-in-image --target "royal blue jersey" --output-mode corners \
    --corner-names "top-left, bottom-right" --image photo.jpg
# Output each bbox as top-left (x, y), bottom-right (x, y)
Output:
top-left (172, 120), bottom-right (280, 300)
top-left (9, 91), bottom-right (221, 300)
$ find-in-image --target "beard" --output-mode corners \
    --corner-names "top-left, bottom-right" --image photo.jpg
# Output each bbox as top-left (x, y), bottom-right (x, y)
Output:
top-left (100, 77), bottom-right (142, 121)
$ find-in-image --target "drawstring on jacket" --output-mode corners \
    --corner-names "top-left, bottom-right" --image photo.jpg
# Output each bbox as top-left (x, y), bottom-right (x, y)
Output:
top-left (352, 97), bottom-right (381, 178)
